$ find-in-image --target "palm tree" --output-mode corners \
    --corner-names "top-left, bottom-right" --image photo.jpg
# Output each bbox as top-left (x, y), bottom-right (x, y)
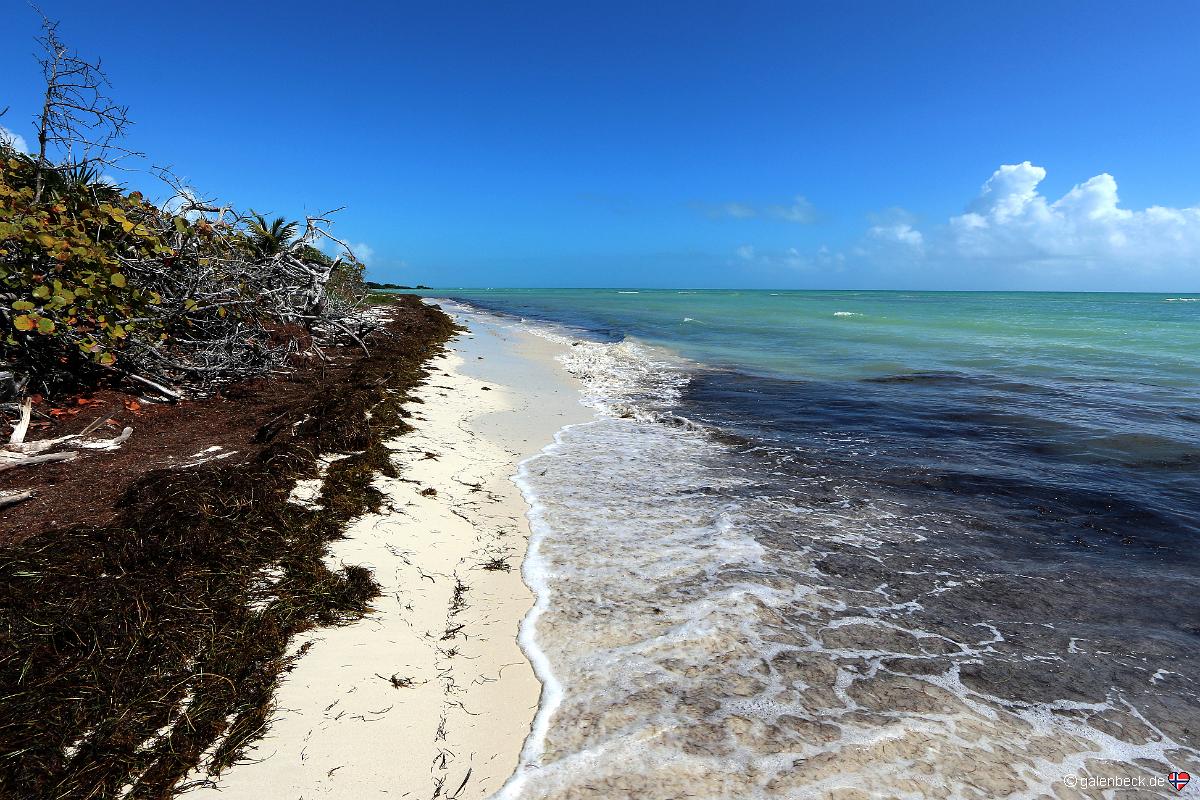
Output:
top-left (246, 213), bottom-right (298, 258)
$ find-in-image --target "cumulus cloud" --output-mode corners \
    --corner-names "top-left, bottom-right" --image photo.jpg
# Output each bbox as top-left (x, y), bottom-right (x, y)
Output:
top-left (701, 195), bottom-right (817, 224)
top-left (867, 208), bottom-right (924, 249)
top-left (759, 163), bottom-right (1200, 288)
top-left (0, 126), bottom-right (29, 154)
top-left (939, 162), bottom-right (1200, 274)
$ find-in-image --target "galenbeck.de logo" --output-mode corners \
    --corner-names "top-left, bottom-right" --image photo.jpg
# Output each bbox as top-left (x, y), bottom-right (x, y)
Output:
top-left (1064, 771), bottom-right (1191, 791)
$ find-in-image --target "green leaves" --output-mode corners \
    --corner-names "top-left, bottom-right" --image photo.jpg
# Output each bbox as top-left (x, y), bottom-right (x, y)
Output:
top-left (10, 314), bottom-right (55, 335)
top-left (0, 145), bottom-right (353, 392)
top-left (1, 156), bottom-right (169, 371)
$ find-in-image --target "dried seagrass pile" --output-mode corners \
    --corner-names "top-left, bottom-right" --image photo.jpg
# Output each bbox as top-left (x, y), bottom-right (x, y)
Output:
top-left (0, 295), bottom-right (457, 800)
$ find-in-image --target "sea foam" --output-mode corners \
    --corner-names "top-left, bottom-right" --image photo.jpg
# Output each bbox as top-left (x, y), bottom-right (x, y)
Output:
top-left (453, 301), bottom-right (1198, 800)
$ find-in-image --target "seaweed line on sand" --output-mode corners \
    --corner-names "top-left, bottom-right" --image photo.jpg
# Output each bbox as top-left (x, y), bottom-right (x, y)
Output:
top-left (0, 295), bottom-right (458, 800)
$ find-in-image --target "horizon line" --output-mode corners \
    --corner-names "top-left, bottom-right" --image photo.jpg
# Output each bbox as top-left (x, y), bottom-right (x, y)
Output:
top-left (384, 286), bottom-right (1200, 295)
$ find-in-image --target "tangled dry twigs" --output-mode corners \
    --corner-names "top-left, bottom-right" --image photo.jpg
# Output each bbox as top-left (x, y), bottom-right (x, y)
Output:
top-left (97, 180), bottom-right (379, 398)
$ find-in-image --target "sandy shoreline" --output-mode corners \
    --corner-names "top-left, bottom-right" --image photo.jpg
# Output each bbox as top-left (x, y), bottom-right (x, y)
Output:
top-left (190, 309), bottom-right (590, 798)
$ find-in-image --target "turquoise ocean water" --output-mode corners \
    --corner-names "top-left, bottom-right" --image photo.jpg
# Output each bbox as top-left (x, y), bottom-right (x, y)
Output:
top-left (431, 290), bottom-right (1199, 798)
top-left (434, 289), bottom-right (1200, 384)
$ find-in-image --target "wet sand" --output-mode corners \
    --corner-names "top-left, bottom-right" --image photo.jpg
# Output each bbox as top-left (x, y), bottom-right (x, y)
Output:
top-left (189, 309), bottom-right (590, 799)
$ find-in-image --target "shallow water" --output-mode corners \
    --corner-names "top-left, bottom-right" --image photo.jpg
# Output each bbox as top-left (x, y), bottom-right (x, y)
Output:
top-left (433, 291), bottom-right (1200, 799)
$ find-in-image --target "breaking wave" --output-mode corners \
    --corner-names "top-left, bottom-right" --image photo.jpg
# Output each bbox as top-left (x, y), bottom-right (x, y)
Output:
top-left (444, 300), bottom-right (1200, 799)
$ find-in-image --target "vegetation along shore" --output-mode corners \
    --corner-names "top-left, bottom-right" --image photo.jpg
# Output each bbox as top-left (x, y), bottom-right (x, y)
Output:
top-left (0, 12), bottom-right (472, 798)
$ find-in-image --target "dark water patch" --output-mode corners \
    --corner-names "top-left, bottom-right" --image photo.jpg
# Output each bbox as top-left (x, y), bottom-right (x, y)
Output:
top-left (684, 369), bottom-right (1200, 561)
top-left (451, 292), bottom-right (1200, 797)
top-left (674, 365), bottom-right (1200, 759)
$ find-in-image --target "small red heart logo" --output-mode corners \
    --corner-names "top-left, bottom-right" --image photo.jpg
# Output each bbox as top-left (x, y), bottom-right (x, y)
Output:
top-left (1169, 772), bottom-right (1191, 792)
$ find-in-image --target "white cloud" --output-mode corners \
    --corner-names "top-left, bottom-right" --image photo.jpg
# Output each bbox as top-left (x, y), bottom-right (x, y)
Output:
top-left (767, 195), bottom-right (817, 224)
top-left (765, 163), bottom-right (1200, 288)
top-left (942, 162), bottom-right (1200, 273)
top-left (306, 236), bottom-right (332, 254)
top-left (966, 161), bottom-right (1046, 223)
top-left (0, 126), bottom-right (29, 154)
top-left (348, 242), bottom-right (374, 264)
top-left (868, 221), bottom-right (921, 247)
top-left (703, 195), bottom-right (818, 224)
top-left (869, 222), bottom-right (923, 247)
top-left (161, 188), bottom-right (207, 221)
top-left (733, 243), bottom-right (844, 272)
top-left (867, 208), bottom-right (925, 249)
top-left (710, 202), bottom-right (756, 219)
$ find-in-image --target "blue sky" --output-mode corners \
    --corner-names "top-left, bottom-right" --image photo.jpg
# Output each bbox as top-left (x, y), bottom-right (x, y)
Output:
top-left (3, 1), bottom-right (1199, 290)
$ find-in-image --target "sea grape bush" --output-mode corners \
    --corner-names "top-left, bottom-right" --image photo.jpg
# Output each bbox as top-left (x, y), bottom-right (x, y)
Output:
top-left (0, 143), bottom-right (369, 397)
top-left (1, 153), bottom-right (169, 375)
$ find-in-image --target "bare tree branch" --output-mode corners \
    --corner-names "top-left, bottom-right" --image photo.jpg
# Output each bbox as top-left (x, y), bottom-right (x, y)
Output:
top-left (30, 7), bottom-right (143, 202)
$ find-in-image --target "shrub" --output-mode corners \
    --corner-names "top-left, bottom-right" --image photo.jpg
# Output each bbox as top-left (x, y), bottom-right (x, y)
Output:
top-left (1, 144), bottom-right (371, 398)
top-left (1, 149), bottom-right (170, 389)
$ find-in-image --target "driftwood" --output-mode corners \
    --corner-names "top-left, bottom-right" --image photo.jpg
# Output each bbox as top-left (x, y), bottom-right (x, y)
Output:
top-left (78, 186), bottom-right (380, 399)
top-left (0, 451), bottom-right (77, 473)
top-left (0, 489), bottom-right (34, 508)
top-left (8, 11), bottom-right (377, 404)
top-left (126, 373), bottom-right (181, 401)
top-left (8, 399), bottom-right (31, 445)
top-left (0, 401), bottom-right (130, 482)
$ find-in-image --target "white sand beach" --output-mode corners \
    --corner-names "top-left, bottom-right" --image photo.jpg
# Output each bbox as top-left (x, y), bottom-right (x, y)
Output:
top-left (189, 309), bottom-right (590, 799)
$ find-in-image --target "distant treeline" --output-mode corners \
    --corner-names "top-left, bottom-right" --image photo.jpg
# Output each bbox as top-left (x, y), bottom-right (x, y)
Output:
top-left (367, 281), bottom-right (431, 291)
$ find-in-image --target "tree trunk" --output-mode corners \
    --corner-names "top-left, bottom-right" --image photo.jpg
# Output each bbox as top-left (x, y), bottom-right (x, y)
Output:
top-left (33, 65), bottom-right (55, 205)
